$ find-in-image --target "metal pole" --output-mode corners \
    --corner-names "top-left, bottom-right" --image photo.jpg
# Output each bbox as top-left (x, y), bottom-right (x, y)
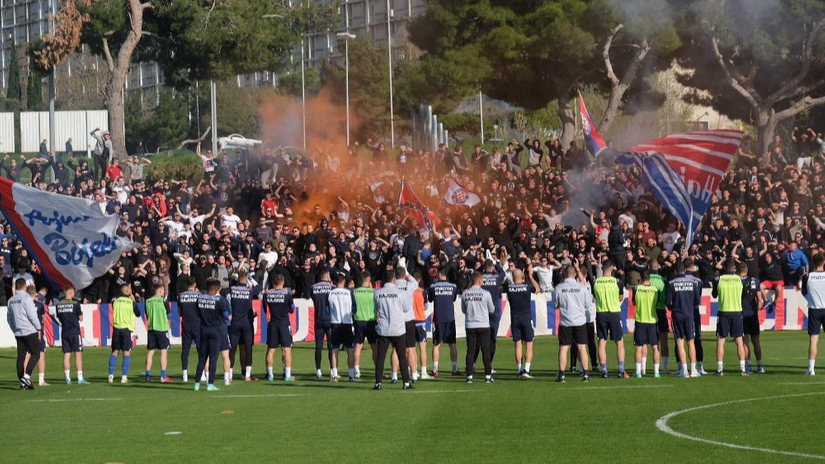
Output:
top-left (301, 37), bottom-right (306, 151)
top-left (345, 39), bottom-right (350, 147)
top-left (210, 79), bottom-right (218, 154)
top-left (48, 0), bottom-right (56, 180)
top-left (479, 90), bottom-right (484, 145)
top-left (386, 0), bottom-right (394, 148)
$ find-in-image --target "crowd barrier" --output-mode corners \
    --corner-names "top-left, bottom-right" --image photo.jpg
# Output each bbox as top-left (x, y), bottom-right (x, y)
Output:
top-left (0, 287), bottom-right (809, 349)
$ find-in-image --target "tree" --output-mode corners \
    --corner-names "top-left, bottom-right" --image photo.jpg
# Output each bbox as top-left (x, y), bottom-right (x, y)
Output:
top-left (675, 0), bottom-right (825, 158)
top-left (200, 81), bottom-right (256, 138)
top-left (32, 0), bottom-right (337, 160)
top-left (7, 39), bottom-right (21, 102)
top-left (278, 67), bottom-right (321, 99)
top-left (26, 68), bottom-right (44, 110)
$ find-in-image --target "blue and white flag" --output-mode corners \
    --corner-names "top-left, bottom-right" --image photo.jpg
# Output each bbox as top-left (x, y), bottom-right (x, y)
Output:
top-left (616, 130), bottom-right (745, 247)
top-left (0, 177), bottom-right (134, 290)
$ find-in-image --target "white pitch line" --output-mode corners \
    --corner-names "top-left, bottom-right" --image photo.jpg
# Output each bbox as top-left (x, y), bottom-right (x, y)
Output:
top-left (779, 382), bottom-right (825, 385)
top-left (208, 394), bottom-right (310, 399)
top-left (402, 389), bottom-right (482, 394)
top-left (656, 392), bottom-right (825, 460)
top-left (26, 397), bottom-right (123, 403)
top-left (559, 385), bottom-right (675, 391)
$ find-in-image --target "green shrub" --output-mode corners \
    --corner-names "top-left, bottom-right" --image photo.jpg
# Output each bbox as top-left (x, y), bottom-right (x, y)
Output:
top-left (145, 150), bottom-right (204, 184)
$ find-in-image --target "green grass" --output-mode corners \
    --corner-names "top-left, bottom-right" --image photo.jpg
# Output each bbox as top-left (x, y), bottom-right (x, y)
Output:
top-left (0, 331), bottom-right (822, 463)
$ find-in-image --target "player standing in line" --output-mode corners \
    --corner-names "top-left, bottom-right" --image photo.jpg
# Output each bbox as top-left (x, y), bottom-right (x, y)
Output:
top-left (7, 279), bottom-right (40, 390)
top-left (713, 261), bottom-right (748, 376)
top-left (55, 286), bottom-right (88, 385)
top-left (178, 277), bottom-right (201, 382)
top-left (554, 266), bottom-right (593, 383)
top-left (802, 254), bottom-right (825, 376)
top-left (328, 276), bottom-right (357, 382)
top-left (685, 260), bottom-right (706, 375)
top-left (633, 271), bottom-right (661, 378)
top-left (740, 263), bottom-right (764, 374)
top-left (480, 259), bottom-right (506, 371)
top-left (144, 284), bottom-right (173, 383)
top-left (429, 270), bottom-right (461, 377)
top-left (228, 271), bottom-right (261, 381)
top-left (649, 261), bottom-right (668, 374)
top-left (373, 268), bottom-right (415, 390)
top-left (29, 286), bottom-right (48, 386)
top-left (310, 272), bottom-right (334, 379)
top-left (508, 267), bottom-right (539, 378)
top-left (462, 272), bottom-right (496, 384)
top-left (194, 278), bottom-right (230, 391)
top-left (263, 274), bottom-right (296, 381)
top-left (352, 272), bottom-right (377, 379)
top-left (411, 271), bottom-right (431, 380)
top-left (393, 266), bottom-right (418, 383)
top-left (108, 283), bottom-right (140, 384)
top-left (593, 263), bottom-right (629, 379)
top-left (666, 262), bottom-right (701, 378)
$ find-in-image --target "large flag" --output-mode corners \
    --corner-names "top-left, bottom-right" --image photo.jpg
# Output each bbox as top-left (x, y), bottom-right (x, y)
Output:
top-left (616, 130), bottom-right (745, 247)
top-left (578, 90), bottom-right (607, 157)
top-left (398, 180), bottom-right (440, 232)
top-left (444, 178), bottom-right (482, 207)
top-left (0, 177), bottom-right (133, 290)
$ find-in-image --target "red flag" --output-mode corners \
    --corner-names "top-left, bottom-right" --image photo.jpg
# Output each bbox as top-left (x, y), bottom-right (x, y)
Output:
top-left (398, 180), bottom-right (440, 232)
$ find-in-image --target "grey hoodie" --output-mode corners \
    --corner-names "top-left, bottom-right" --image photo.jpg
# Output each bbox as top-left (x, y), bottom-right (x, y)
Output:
top-left (461, 285), bottom-right (495, 329)
top-left (7, 290), bottom-right (41, 337)
top-left (375, 280), bottom-right (414, 337)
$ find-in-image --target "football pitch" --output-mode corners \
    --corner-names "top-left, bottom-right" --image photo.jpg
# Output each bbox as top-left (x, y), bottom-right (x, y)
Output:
top-left (0, 331), bottom-right (823, 463)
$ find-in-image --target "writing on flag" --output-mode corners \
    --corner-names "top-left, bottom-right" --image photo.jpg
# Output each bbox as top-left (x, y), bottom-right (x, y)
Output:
top-left (616, 130), bottom-right (745, 247)
top-left (0, 177), bottom-right (134, 289)
top-left (578, 90), bottom-right (607, 157)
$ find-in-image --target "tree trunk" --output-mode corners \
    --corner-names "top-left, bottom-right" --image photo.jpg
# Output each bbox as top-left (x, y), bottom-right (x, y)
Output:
top-left (106, 76), bottom-right (127, 160)
top-left (558, 96), bottom-right (576, 150)
top-left (756, 110), bottom-right (777, 163)
top-left (599, 90), bottom-right (622, 136)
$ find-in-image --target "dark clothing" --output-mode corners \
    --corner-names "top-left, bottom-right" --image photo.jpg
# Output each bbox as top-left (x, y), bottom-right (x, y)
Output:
top-left (375, 335), bottom-right (409, 385)
top-left (16, 333), bottom-right (40, 380)
top-left (466, 327), bottom-right (492, 377)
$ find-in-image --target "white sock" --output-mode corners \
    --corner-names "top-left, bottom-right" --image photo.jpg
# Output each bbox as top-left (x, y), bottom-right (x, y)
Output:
top-left (108, 374), bottom-right (114, 380)
top-left (809, 359), bottom-right (816, 371)
top-left (433, 362), bottom-right (439, 372)
top-left (654, 363), bottom-right (660, 374)
top-left (316, 369), bottom-right (322, 376)
top-left (662, 356), bottom-right (668, 369)
top-left (690, 362), bottom-right (697, 374)
top-left (517, 363), bottom-right (523, 373)
top-left (452, 362), bottom-right (457, 372)
top-left (285, 367), bottom-right (291, 377)
top-left (525, 362), bottom-right (531, 373)
top-left (332, 368), bottom-right (338, 378)
top-left (122, 375), bottom-right (127, 381)
top-left (64, 370), bottom-right (70, 380)
top-left (224, 372), bottom-right (230, 383)
top-left (739, 360), bottom-right (746, 372)
top-left (182, 369), bottom-right (188, 379)
top-left (355, 365), bottom-right (361, 375)
top-left (635, 363), bottom-right (642, 375)
top-left (78, 371), bottom-right (84, 381)
top-left (680, 363), bottom-right (687, 375)
top-left (266, 366), bottom-right (273, 376)
top-left (245, 366), bottom-right (251, 378)
top-left (717, 362), bottom-right (724, 372)
top-left (421, 365), bottom-right (427, 375)
top-left (201, 372), bottom-right (207, 381)
top-left (23, 373), bottom-right (30, 380)
top-left (230, 368), bottom-right (233, 378)
top-left (391, 372), bottom-right (398, 381)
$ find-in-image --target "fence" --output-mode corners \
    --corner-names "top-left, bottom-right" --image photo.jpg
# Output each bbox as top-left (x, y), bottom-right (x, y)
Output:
top-left (0, 287), bottom-right (809, 349)
top-left (19, 110), bottom-right (109, 155)
top-left (411, 104), bottom-right (450, 153)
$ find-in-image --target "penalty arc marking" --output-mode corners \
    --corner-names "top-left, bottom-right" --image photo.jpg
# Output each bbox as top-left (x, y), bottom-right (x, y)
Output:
top-left (655, 392), bottom-right (825, 460)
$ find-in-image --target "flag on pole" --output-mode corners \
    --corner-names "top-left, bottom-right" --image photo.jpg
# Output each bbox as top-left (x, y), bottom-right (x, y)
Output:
top-left (444, 178), bottom-right (482, 207)
top-left (616, 130), bottom-right (745, 247)
top-left (398, 179), bottom-right (440, 232)
top-left (578, 90), bottom-right (607, 157)
top-left (0, 177), bottom-right (134, 289)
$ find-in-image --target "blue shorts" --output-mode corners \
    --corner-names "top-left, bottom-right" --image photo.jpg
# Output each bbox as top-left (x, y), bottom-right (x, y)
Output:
top-left (61, 331), bottom-right (82, 353)
top-left (229, 323), bottom-right (254, 348)
top-left (808, 308), bottom-right (825, 336)
top-left (354, 320), bottom-right (378, 345)
top-left (672, 315), bottom-right (695, 341)
top-left (511, 317), bottom-right (534, 342)
top-left (596, 312), bottom-right (623, 341)
top-left (415, 323), bottom-right (427, 343)
top-left (111, 328), bottom-right (133, 351)
top-left (267, 323), bottom-right (293, 349)
top-left (219, 325), bottom-right (230, 351)
top-left (717, 313), bottom-right (744, 338)
top-left (40, 330), bottom-right (47, 352)
top-left (633, 323), bottom-right (658, 346)
top-left (147, 330), bottom-right (170, 350)
top-left (330, 323), bottom-right (355, 349)
top-left (743, 315), bottom-right (760, 336)
top-left (433, 321), bottom-right (457, 345)
top-left (656, 310), bottom-right (670, 333)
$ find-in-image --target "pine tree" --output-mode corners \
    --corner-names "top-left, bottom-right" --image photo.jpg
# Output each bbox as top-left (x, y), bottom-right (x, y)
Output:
top-left (6, 39), bottom-right (21, 101)
top-left (26, 67), bottom-right (43, 110)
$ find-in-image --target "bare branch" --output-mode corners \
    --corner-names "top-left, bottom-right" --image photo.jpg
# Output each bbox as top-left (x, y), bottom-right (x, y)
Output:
top-left (102, 37), bottom-right (115, 73)
top-left (775, 95), bottom-right (825, 121)
top-left (602, 24), bottom-right (624, 87)
top-left (766, 20), bottom-right (825, 105)
top-left (178, 126), bottom-right (212, 150)
top-left (710, 35), bottom-right (761, 109)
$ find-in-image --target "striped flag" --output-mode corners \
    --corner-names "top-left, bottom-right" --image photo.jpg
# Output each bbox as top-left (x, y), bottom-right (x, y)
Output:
top-left (616, 130), bottom-right (745, 247)
top-left (398, 180), bottom-right (440, 232)
top-left (578, 90), bottom-right (607, 157)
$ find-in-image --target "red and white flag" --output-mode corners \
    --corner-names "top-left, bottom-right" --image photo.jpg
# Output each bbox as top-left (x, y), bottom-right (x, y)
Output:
top-left (398, 180), bottom-right (440, 232)
top-left (444, 178), bottom-right (482, 207)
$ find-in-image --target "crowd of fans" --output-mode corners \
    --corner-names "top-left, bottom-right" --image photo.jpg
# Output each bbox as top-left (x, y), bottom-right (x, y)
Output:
top-left (0, 126), bottom-right (823, 306)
